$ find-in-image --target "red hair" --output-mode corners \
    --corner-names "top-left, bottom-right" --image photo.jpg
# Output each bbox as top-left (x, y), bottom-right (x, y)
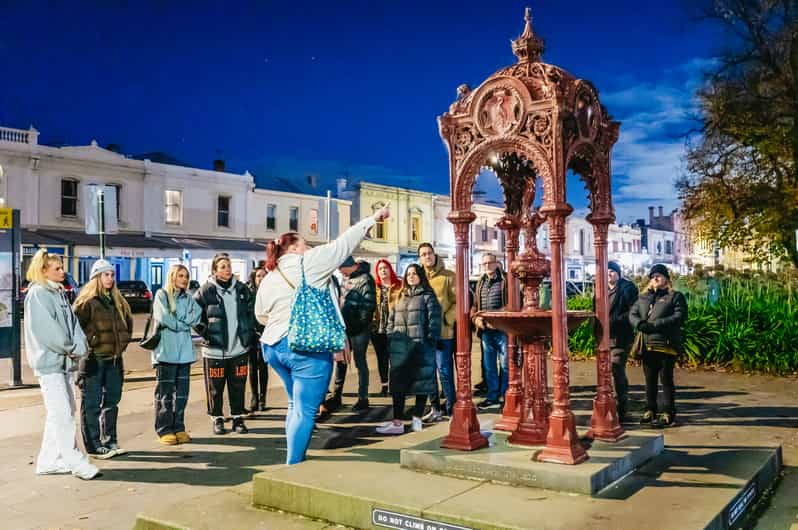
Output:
top-left (374, 259), bottom-right (401, 288)
top-left (265, 232), bottom-right (301, 271)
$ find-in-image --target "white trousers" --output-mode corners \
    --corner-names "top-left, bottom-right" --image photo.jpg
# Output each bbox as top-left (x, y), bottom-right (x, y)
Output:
top-left (36, 372), bottom-right (93, 475)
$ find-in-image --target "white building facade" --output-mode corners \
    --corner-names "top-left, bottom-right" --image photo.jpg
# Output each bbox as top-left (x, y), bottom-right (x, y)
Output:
top-left (0, 125), bottom-right (350, 289)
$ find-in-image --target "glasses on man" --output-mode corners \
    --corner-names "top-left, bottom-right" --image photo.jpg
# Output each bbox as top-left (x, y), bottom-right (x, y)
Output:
top-left (481, 260), bottom-right (497, 267)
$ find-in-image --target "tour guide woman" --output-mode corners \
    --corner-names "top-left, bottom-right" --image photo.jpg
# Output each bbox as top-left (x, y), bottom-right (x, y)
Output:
top-left (256, 205), bottom-right (390, 464)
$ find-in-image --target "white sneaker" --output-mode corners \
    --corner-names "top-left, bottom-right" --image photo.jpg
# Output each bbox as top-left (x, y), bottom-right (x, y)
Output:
top-left (72, 463), bottom-right (101, 480)
top-left (411, 416), bottom-right (423, 432)
top-left (36, 466), bottom-right (71, 475)
top-left (108, 443), bottom-right (128, 456)
top-left (376, 421), bottom-right (405, 435)
top-left (422, 408), bottom-right (443, 423)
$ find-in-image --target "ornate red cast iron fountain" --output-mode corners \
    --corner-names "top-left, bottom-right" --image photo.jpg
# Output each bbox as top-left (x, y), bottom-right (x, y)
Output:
top-left (438, 7), bottom-right (625, 464)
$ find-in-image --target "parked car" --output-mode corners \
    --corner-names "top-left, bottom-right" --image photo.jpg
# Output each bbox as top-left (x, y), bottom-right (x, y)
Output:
top-left (20, 272), bottom-right (80, 305)
top-left (117, 280), bottom-right (153, 313)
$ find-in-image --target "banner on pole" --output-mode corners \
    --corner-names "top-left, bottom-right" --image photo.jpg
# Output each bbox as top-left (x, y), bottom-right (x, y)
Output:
top-left (85, 184), bottom-right (119, 235)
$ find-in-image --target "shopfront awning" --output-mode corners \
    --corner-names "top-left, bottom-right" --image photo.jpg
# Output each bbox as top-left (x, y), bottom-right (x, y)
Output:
top-left (23, 229), bottom-right (268, 254)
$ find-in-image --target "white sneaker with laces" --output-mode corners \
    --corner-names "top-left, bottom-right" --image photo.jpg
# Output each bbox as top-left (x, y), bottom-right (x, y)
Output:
top-left (411, 416), bottom-right (423, 432)
top-left (376, 421), bottom-right (405, 435)
top-left (72, 463), bottom-right (101, 480)
top-left (108, 443), bottom-right (128, 456)
top-left (422, 408), bottom-right (442, 423)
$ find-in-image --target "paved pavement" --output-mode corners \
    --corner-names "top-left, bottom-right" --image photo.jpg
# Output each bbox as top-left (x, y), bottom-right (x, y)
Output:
top-left (1, 344), bottom-right (797, 529)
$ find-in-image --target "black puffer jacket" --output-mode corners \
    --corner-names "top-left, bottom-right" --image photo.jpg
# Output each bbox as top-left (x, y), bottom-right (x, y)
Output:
top-left (340, 261), bottom-right (377, 335)
top-left (608, 278), bottom-right (639, 349)
top-left (194, 279), bottom-right (256, 352)
top-left (629, 288), bottom-right (688, 354)
top-left (387, 286), bottom-right (441, 395)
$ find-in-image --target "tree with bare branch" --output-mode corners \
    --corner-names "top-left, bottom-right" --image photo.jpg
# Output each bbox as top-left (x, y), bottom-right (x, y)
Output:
top-left (677, 0), bottom-right (798, 268)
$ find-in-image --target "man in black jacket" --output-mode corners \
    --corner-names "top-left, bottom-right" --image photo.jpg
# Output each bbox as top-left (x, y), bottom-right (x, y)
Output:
top-left (607, 261), bottom-right (638, 422)
top-left (328, 257), bottom-right (376, 412)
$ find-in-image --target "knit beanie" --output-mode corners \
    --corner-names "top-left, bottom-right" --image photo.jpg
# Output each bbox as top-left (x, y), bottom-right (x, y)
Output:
top-left (648, 263), bottom-right (670, 280)
top-left (607, 261), bottom-right (622, 275)
top-left (90, 259), bottom-right (114, 280)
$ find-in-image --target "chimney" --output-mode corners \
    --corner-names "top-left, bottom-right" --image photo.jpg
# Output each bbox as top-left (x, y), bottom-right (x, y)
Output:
top-left (658, 206), bottom-right (663, 218)
top-left (213, 159), bottom-right (225, 172)
top-left (648, 206), bottom-right (654, 225)
top-left (307, 175), bottom-right (318, 188)
top-left (336, 177), bottom-right (347, 196)
top-left (106, 143), bottom-right (122, 154)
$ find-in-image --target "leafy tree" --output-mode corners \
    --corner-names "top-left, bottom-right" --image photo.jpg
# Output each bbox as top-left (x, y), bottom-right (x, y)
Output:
top-left (677, 0), bottom-right (798, 268)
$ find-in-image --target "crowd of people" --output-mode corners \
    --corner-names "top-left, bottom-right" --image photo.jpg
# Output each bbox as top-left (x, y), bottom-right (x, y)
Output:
top-left (22, 205), bottom-right (687, 479)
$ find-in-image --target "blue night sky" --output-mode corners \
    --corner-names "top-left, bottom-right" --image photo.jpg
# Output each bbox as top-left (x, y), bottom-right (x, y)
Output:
top-left (0, 1), bottom-right (724, 224)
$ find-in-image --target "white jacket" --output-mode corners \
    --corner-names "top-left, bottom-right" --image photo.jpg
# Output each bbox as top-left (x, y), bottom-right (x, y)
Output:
top-left (256, 216), bottom-right (376, 346)
top-left (24, 281), bottom-right (88, 376)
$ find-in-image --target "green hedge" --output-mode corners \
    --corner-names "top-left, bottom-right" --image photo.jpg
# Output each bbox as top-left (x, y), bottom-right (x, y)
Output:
top-left (565, 272), bottom-right (798, 374)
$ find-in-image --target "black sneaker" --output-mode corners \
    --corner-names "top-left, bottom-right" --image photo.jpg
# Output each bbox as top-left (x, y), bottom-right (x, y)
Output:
top-left (617, 402), bottom-right (628, 424)
top-left (213, 417), bottom-right (227, 435)
top-left (477, 399), bottom-right (500, 410)
top-left (352, 398), bottom-right (370, 412)
top-left (325, 394), bottom-right (342, 413)
top-left (232, 417), bottom-right (249, 434)
top-left (640, 410), bottom-right (655, 425)
top-left (90, 446), bottom-right (116, 460)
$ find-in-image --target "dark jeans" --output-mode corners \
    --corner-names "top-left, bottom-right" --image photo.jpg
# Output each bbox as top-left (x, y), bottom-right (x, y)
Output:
top-left (642, 350), bottom-right (676, 415)
top-left (392, 393), bottom-right (427, 420)
top-left (430, 339), bottom-right (455, 415)
top-left (610, 347), bottom-right (629, 409)
top-left (371, 331), bottom-right (390, 386)
top-left (203, 354), bottom-right (248, 418)
top-left (154, 362), bottom-right (192, 436)
top-left (248, 346), bottom-right (269, 410)
top-left (333, 329), bottom-right (371, 400)
top-left (78, 357), bottom-right (124, 453)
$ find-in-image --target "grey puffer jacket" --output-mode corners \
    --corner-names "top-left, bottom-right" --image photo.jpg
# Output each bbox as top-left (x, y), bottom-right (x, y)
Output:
top-left (387, 286), bottom-right (441, 395)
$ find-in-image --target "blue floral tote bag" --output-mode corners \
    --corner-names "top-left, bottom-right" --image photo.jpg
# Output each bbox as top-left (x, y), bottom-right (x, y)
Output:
top-left (286, 257), bottom-right (346, 353)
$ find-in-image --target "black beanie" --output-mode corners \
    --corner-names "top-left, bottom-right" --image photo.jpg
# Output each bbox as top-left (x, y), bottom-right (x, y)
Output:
top-left (648, 263), bottom-right (670, 280)
top-left (608, 261), bottom-right (622, 275)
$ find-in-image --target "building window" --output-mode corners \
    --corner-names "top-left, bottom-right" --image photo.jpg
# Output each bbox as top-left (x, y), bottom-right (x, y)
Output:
top-left (481, 220), bottom-right (489, 242)
top-left (372, 202), bottom-right (387, 240)
top-left (578, 229), bottom-right (585, 255)
top-left (217, 196), bottom-right (231, 227)
top-left (165, 190), bottom-right (182, 225)
top-left (266, 204), bottom-right (276, 231)
top-left (411, 215), bottom-right (422, 242)
top-left (612, 241), bottom-right (618, 253)
top-left (61, 179), bottom-right (78, 217)
top-left (656, 241), bottom-right (663, 254)
top-left (289, 207), bottom-right (299, 232)
top-left (110, 184), bottom-right (122, 222)
top-left (309, 208), bottom-right (319, 235)
top-left (665, 240), bottom-right (673, 254)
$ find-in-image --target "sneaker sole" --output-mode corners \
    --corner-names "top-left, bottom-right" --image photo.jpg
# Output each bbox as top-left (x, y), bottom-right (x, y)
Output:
top-left (91, 451), bottom-right (116, 460)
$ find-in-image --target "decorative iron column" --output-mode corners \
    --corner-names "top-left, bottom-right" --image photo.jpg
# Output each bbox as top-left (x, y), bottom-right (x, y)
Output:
top-left (495, 214), bottom-right (522, 432)
top-left (442, 210), bottom-right (488, 451)
top-left (537, 205), bottom-right (588, 464)
top-left (588, 220), bottom-right (625, 440)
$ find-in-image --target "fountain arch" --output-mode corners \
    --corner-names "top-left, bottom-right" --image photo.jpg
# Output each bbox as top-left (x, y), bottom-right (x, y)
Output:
top-left (437, 7), bottom-right (624, 463)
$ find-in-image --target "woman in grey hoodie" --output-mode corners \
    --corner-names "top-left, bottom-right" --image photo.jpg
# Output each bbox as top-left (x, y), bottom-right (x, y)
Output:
top-left (24, 249), bottom-right (100, 480)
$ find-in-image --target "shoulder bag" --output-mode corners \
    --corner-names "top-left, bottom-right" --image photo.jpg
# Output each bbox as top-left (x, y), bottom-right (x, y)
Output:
top-left (285, 257), bottom-right (346, 353)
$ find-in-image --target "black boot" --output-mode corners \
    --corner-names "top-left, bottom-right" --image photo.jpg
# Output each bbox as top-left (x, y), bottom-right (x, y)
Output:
top-left (213, 417), bottom-right (226, 435)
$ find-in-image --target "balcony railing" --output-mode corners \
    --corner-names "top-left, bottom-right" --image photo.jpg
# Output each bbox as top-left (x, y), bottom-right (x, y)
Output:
top-left (0, 126), bottom-right (38, 145)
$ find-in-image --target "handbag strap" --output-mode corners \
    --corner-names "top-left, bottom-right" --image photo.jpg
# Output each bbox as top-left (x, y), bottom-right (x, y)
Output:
top-left (276, 266), bottom-right (296, 290)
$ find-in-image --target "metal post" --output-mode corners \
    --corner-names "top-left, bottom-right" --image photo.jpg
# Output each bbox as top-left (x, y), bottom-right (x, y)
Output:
top-left (11, 210), bottom-right (21, 386)
top-left (98, 188), bottom-right (106, 259)
top-left (326, 190), bottom-right (332, 242)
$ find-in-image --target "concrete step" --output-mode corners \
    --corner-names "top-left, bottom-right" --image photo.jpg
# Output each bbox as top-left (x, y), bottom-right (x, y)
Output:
top-left (133, 483), bottom-right (332, 530)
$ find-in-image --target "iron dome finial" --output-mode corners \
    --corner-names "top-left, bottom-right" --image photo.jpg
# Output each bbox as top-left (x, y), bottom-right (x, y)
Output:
top-left (512, 6), bottom-right (545, 63)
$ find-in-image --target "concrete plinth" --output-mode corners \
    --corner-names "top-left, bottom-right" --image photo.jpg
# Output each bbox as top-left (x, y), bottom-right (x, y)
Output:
top-left (400, 431), bottom-right (664, 495)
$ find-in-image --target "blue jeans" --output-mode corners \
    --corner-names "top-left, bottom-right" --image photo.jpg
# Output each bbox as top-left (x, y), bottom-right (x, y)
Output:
top-left (482, 330), bottom-right (508, 402)
top-left (430, 339), bottom-right (455, 415)
top-left (262, 338), bottom-right (333, 465)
